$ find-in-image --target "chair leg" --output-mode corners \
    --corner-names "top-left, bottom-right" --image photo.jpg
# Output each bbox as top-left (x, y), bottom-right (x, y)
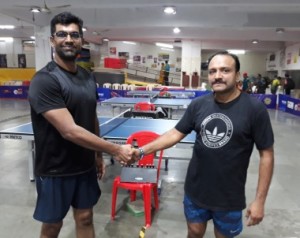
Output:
top-left (153, 186), bottom-right (159, 210)
top-left (130, 190), bottom-right (137, 202)
top-left (111, 181), bottom-right (118, 220)
top-left (143, 185), bottom-right (152, 227)
top-left (165, 158), bottom-right (168, 171)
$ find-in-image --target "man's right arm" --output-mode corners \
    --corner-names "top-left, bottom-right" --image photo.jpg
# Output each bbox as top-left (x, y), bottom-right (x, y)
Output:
top-left (43, 108), bottom-right (132, 163)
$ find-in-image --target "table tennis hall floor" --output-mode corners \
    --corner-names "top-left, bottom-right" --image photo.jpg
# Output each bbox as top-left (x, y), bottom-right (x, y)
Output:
top-left (1, 99), bottom-right (300, 238)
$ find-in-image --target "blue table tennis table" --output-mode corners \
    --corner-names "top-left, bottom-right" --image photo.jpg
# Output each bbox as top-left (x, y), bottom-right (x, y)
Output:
top-left (126, 90), bottom-right (195, 98)
top-left (101, 97), bottom-right (192, 119)
top-left (0, 117), bottom-right (195, 181)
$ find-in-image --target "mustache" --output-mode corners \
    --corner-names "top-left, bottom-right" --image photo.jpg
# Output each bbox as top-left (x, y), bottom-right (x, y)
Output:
top-left (212, 78), bottom-right (226, 85)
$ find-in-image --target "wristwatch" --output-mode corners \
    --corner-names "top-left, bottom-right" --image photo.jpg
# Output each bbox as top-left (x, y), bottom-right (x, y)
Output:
top-left (138, 147), bottom-right (145, 160)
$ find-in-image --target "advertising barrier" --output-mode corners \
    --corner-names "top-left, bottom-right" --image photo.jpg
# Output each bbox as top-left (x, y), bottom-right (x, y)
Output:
top-left (0, 86), bottom-right (29, 99)
top-left (278, 94), bottom-right (300, 116)
top-left (250, 94), bottom-right (277, 109)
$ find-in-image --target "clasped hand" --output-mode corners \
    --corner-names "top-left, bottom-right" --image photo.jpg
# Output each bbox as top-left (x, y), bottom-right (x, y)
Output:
top-left (113, 145), bottom-right (142, 165)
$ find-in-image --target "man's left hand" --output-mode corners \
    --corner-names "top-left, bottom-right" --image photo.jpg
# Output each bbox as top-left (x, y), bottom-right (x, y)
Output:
top-left (96, 154), bottom-right (106, 180)
top-left (245, 200), bottom-right (264, 226)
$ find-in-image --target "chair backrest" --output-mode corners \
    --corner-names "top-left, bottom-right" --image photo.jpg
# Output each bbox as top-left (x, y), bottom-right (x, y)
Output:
top-left (121, 83), bottom-right (128, 90)
top-left (127, 84), bottom-right (136, 91)
top-left (112, 83), bottom-right (121, 90)
top-left (134, 101), bottom-right (155, 111)
top-left (103, 83), bottom-right (112, 89)
top-left (126, 131), bottom-right (164, 180)
top-left (146, 85), bottom-right (154, 91)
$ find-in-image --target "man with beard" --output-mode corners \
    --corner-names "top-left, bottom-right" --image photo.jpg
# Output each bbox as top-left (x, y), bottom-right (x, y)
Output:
top-left (130, 51), bottom-right (274, 238)
top-left (28, 12), bottom-right (132, 238)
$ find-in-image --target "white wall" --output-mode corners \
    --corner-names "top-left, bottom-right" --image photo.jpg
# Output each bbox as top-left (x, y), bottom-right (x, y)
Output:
top-left (106, 41), bottom-right (181, 72)
top-left (0, 38), bottom-right (35, 68)
top-left (265, 43), bottom-right (300, 89)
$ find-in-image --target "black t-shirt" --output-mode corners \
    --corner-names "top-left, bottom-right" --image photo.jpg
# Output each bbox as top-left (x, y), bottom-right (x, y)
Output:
top-left (28, 61), bottom-right (98, 176)
top-left (175, 92), bottom-right (274, 211)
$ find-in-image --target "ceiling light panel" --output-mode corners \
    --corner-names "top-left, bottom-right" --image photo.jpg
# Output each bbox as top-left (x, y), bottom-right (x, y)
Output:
top-left (0, 25), bottom-right (15, 29)
top-left (30, 7), bottom-right (40, 13)
top-left (164, 6), bottom-right (176, 15)
top-left (228, 49), bottom-right (245, 55)
top-left (155, 42), bottom-right (173, 48)
top-left (123, 41), bottom-right (136, 45)
top-left (173, 27), bottom-right (181, 33)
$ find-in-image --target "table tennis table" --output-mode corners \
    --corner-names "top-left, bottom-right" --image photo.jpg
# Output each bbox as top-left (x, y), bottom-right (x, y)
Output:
top-left (0, 117), bottom-right (195, 181)
top-left (101, 97), bottom-right (192, 119)
top-left (126, 90), bottom-right (195, 98)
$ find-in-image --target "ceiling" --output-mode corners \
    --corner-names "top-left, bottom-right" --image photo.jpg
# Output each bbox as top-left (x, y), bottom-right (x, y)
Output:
top-left (1, 0), bottom-right (300, 53)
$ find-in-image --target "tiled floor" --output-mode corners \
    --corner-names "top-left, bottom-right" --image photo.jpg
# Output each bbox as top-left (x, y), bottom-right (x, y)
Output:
top-left (0, 99), bottom-right (300, 238)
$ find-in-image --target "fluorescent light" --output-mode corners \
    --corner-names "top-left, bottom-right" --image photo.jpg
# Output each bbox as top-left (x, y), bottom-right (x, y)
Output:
top-left (228, 49), bottom-right (245, 55)
top-left (122, 41), bottom-right (136, 45)
top-left (173, 27), bottom-right (181, 33)
top-left (0, 25), bottom-right (15, 29)
top-left (155, 42), bottom-right (173, 48)
top-left (161, 48), bottom-right (174, 52)
top-left (103, 38), bottom-right (109, 42)
top-left (23, 40), bottom-right (35, 44)
top-left (252, 39), bottom-right (259, 44)
top-left (30, 36), bottom-right (35, 39)
top-left (0, 37), bottom-right (13, 42)
top-left (163, 6), bottom-right (176, 15)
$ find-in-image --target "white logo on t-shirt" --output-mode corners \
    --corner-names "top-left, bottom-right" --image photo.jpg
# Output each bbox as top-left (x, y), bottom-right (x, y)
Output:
top-left (201, 113), bottom-right (233, 148)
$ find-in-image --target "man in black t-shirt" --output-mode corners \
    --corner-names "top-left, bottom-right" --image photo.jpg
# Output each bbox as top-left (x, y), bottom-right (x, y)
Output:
top-left (284, 73), bottom-right (295, 95)
top-left (28, 12), bottom-right (132, 238)
top-left (131, 51), bottom-right (274, 238)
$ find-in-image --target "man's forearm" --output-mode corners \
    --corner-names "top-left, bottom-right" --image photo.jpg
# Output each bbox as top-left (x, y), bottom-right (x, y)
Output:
top-left (255, 148), bottom-right (274, 203)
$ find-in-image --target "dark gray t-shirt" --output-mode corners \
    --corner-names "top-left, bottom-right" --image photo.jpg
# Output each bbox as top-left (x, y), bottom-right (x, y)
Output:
top-left (28, 61), bottom-right (98, 176)
top-left (175, 92), bottom-right (274, 210)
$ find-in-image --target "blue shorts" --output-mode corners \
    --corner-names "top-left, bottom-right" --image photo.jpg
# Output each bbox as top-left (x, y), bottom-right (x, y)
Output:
top-left (33, 168), bottom-right (101, 223)
top-left (183, 194), bottom-right (243, 237)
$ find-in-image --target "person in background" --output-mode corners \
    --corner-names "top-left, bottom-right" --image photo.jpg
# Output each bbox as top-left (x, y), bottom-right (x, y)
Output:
top-left (255, 73), bottom-right (266, 94)
top-left (130, 51), bottom-right (274, 238)
top-left (28, 12), bottom-right (132, 238)
top-left (163, 60), bottom-right (170, 86)
top-left (271, 76), bottom-right (281, 95)
top-left (284, 73), bottom-right (295, 96)
top-left (157, 62), bottom-right (165, 84)
top-left (242, 72), bottom-right (250, 93)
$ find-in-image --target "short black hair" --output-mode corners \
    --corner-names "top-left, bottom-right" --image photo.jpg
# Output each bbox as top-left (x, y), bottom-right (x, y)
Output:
top-left (207, 51), bottom-right (240, 72)
top-left (50, 12), bottom-right (83, 36)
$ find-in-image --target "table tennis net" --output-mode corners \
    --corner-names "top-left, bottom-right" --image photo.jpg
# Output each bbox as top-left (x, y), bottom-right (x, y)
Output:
top-left (99, 111), bottom-right (130, 137)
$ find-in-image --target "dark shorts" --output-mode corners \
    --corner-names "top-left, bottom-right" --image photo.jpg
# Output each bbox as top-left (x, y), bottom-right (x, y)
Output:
top-left (183, 194), bottom-right (243, 237)
top-left (33, 168), bottom-right (101, 223)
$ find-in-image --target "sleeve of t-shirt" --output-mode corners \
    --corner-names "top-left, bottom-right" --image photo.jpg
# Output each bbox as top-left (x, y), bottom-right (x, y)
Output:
top-left (175, 99), bottom-right (197, 135)
top-left (28, 72), bottom-right (66, 115)
top-left (91, 73), bottom-right (99, 101)
top-left (252, 103), bottom-right (274, 150)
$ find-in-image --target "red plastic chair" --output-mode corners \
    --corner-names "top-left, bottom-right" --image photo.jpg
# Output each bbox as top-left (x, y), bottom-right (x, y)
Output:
top-left (111, 131), bottom-right (164, 227)
top-left (134, 101), bottom-right (156, 111)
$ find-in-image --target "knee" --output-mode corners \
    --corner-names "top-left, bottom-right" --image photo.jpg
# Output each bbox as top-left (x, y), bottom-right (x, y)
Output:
top-left (41, 222), bottom-right (63, 237)
top-left (187, 224), bottom-right (206, 238)
top-left (74, 210), bottom-right (93, 227)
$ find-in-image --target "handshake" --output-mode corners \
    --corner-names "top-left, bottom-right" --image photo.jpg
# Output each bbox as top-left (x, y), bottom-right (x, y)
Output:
top-left (114, 144), bottom-right (144, 165)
